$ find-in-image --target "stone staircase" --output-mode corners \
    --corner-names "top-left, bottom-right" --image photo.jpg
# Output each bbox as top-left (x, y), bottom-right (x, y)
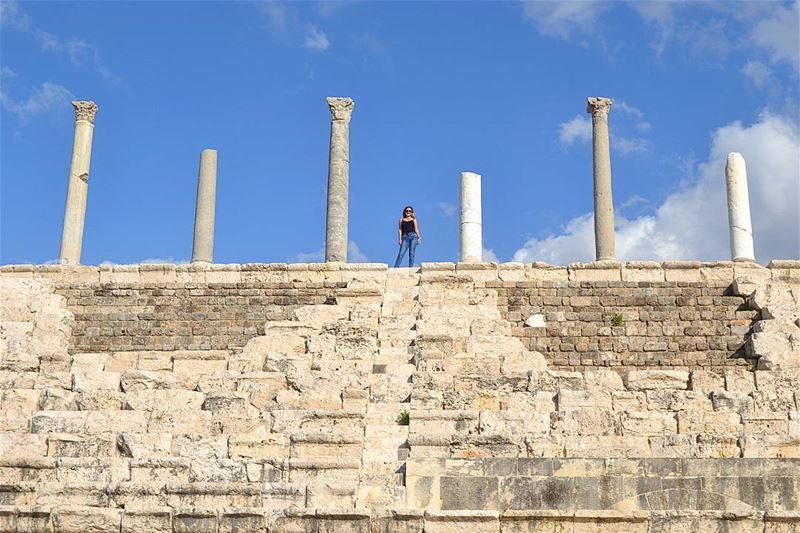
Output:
top-left (357, 267), bottom-right (420, 508)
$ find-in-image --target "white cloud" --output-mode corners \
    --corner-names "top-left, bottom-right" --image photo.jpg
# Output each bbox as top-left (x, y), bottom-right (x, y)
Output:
top-left (348, 241), bottom-right (368, 262)
top-left (0, 1), bottom-right (31, 29)
top-left (436, 202), bottom-right (456, 218)
top-left (614, 101), bottom-right (644, 119)
top-left (741, 60), bottom-right (772, 88)
top-left (522, 0), bottom-right (609, 40)
top-left (614, 136), bottom-right (650, 156)
top-left (34, 30), bottom-right (61, 51)
top-left (304, 24), bottom-right (330, 51)
top-left (751, 2), bottom-right (800, 71)
top-left (0, 82), bottom-right (75, 119)
top-left (259, 0), bottom-right (288, 31)
top-left (513, 114), bottom-right (800, 264)
top-left (295, 251), bottom-right (323, 262)
top-left (1, 66), bottom-right (16, 79)
top-left (482, 248), bottom-right (499, 262)
top-left (558, 114), bottom-right (592, 145)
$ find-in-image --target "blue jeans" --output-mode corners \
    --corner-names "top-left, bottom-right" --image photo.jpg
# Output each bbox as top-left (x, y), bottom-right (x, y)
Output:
top-left (394, 232), bottom-right (418, 267)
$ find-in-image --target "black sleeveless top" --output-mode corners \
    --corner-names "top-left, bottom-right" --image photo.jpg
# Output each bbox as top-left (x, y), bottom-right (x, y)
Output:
top-left (401, 219), bottom-right (415, 234)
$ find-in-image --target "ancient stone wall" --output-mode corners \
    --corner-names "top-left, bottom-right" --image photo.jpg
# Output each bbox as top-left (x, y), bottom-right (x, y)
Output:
top-left (0, 260), bottom-right (798, 532)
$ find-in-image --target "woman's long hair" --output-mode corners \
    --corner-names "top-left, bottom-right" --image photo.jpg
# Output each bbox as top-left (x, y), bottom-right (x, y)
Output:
top-left (402, 205), bottom-right (415, 219)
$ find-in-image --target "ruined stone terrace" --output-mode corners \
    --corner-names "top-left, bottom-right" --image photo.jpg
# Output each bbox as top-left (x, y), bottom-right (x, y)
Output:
top-left (0, 260), bottom-right (798, 532)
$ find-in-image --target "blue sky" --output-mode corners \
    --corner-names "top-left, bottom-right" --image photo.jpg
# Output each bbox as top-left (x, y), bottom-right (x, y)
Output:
top-left (2, 0), bottom-right (798, 266)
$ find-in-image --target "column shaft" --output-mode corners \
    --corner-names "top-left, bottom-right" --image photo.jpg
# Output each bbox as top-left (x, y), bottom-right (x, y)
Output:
top-left (725, 152), bottom-right (755, 262)
top-left (588, 97), bottom-right (615, 261)
top-left (325, 97), bottom-right (354, 263)
top-left (192, 149), bottom-right (218, 263)
top-left (460, 171), bottom-right (482, 262)
top-left (59, 101), bottom-right (98, 265)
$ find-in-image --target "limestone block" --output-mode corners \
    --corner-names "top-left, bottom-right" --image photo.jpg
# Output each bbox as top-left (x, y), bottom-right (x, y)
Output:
top-left (585, 369), bottom-right (624, 390)
top-left (711, 391), bottom-right (754, 413)
top-left (130, 457), bottom-right (191, 483)
top-left (500, 351), bottom-right (547, 374)
top-left (624, 370), bottom-right (689, 391)
top-left (219, 508), bottom-right (268, 533)
top-left (621, 410), bottom-right (677, 436)
top-left (662, 261), bottom-right (703, 282)
top-left (121, 507), bottom-right (172, 533)
top-left (135, 352), bottom-right (173, 371)
top-left (71, 369), bottom-right (120, 392)
top-left (690, 370), bottom-right (725, 393)
top-left (677, 411), bottom-right (742, 436)
top-left (564, 436), bottom-right (650, 458)
top-left (117, 433), bottom-right (172, 458)
top-left (568, 261), bottom-right (622, 282)
top-left (0, 432), bottom-right (48, 461)
top-left (30, 411), bottom-right (88, 433)
top-left (147, 411), bottom-right (213, 434)
top-left (85, 410), bottom-right (149, 434)
top-left (557, 390), bottom-right (612, 410)
top-left (53, 506), bottom-right (121, 533)
top-left (525, 262), bottom-right (569, 282)
top-left (725, 369), bottom-right (756, 394)
top-left (34, 388), bottom-right (78, 411)
top-left (769, 259), bottom-right (800, 281)
top-left (138, 264), bottom-right (177, 284)
top-left (173, 356), bottom-right (228, 389)
top-left (16, 507), bottom-right (52, 532)
top-left (479, 410), bottom-right (550, 436)
top-left (172, 435), bottom-right (228, 460)
top-left (423, 510), bottom-right (500, 533)
top-left (622, 261), bottom-right (664, 282)
top-left (742, 413), bottom-right (789, 436)
top-left (120, 370), bottom-right (176, 392)
top-left (557, 406), bottom-right (617, 436)
top-left (173, 509), bottom-right (217, 533)
top-left (229, 427), bottom-right (289, 461)
top-left (48, 433), bottom-right (115, 458)
top-left (741, 435), bottom-right (800, 457)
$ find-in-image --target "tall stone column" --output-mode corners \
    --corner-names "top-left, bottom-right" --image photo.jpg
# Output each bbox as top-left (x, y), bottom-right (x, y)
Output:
top-left (59, 101), bottom-right (98, 265)
top-left (587, 97), bottom-right (615, 261)
top-left (191, 149), bottom-right (218, 263)
top-left (325, 97), bottom-right (354, 263)
top-left (725, 152), bottom-right (755, 262)
top-left (460, 171), bottom-right (483, 263)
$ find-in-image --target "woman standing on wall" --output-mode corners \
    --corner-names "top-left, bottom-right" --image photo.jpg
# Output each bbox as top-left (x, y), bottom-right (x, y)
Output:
top-left (393, 205), bottom-right (422, 267)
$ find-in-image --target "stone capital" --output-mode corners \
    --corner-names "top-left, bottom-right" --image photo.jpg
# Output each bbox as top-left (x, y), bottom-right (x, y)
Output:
top-left (586, 97), bottom-right (612, 118)
top-left (326, 97), bottom-right (354, 123)
top-left (72, 101), bottom-right (98, 124)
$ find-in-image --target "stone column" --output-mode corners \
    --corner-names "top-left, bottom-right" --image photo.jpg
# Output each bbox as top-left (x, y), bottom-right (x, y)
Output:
top-left (325, 97), bottom-right (354, 263)
top-left (587, 96), bottom-right (615, 261)
top-left (191, 149), bottom-right (218, 263)
top-left (460, 171), bottom-right (482, 263)
top-left (59, 101), bottom-right (98, 265)
top-left (725, 152), bottom-right (755, 262)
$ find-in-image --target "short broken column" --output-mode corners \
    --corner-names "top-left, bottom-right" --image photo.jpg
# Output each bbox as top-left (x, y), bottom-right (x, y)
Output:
top-left (191, 149), bottom-right (218, 263)
top-left (460, 171), bottom-right (483, 263)
top-left (725, 152), bottom-right (755, 262)
top-left (59, 100), bottom-right (98, 265)
top-left (587, 96), bottom-right (615, 261)
top-left (325, 97), bottom-right (354, 263)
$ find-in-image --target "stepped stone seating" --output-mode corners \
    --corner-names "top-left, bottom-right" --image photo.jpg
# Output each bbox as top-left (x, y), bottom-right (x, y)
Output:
top-left (0, 260), bottom-right (798, 532)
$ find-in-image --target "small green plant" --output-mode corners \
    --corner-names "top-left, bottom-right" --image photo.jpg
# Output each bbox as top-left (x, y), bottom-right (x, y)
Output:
top-left (396, 410), bottom-right (410, 425)
top-left (611, 312), bottom-right (625, 327)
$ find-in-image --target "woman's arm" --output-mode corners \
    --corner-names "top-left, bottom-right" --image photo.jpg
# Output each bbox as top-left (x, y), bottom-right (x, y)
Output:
top-left (414, 219), bottom-right (421, 243)
top-left (398, 219), bottom-right (402, 244)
